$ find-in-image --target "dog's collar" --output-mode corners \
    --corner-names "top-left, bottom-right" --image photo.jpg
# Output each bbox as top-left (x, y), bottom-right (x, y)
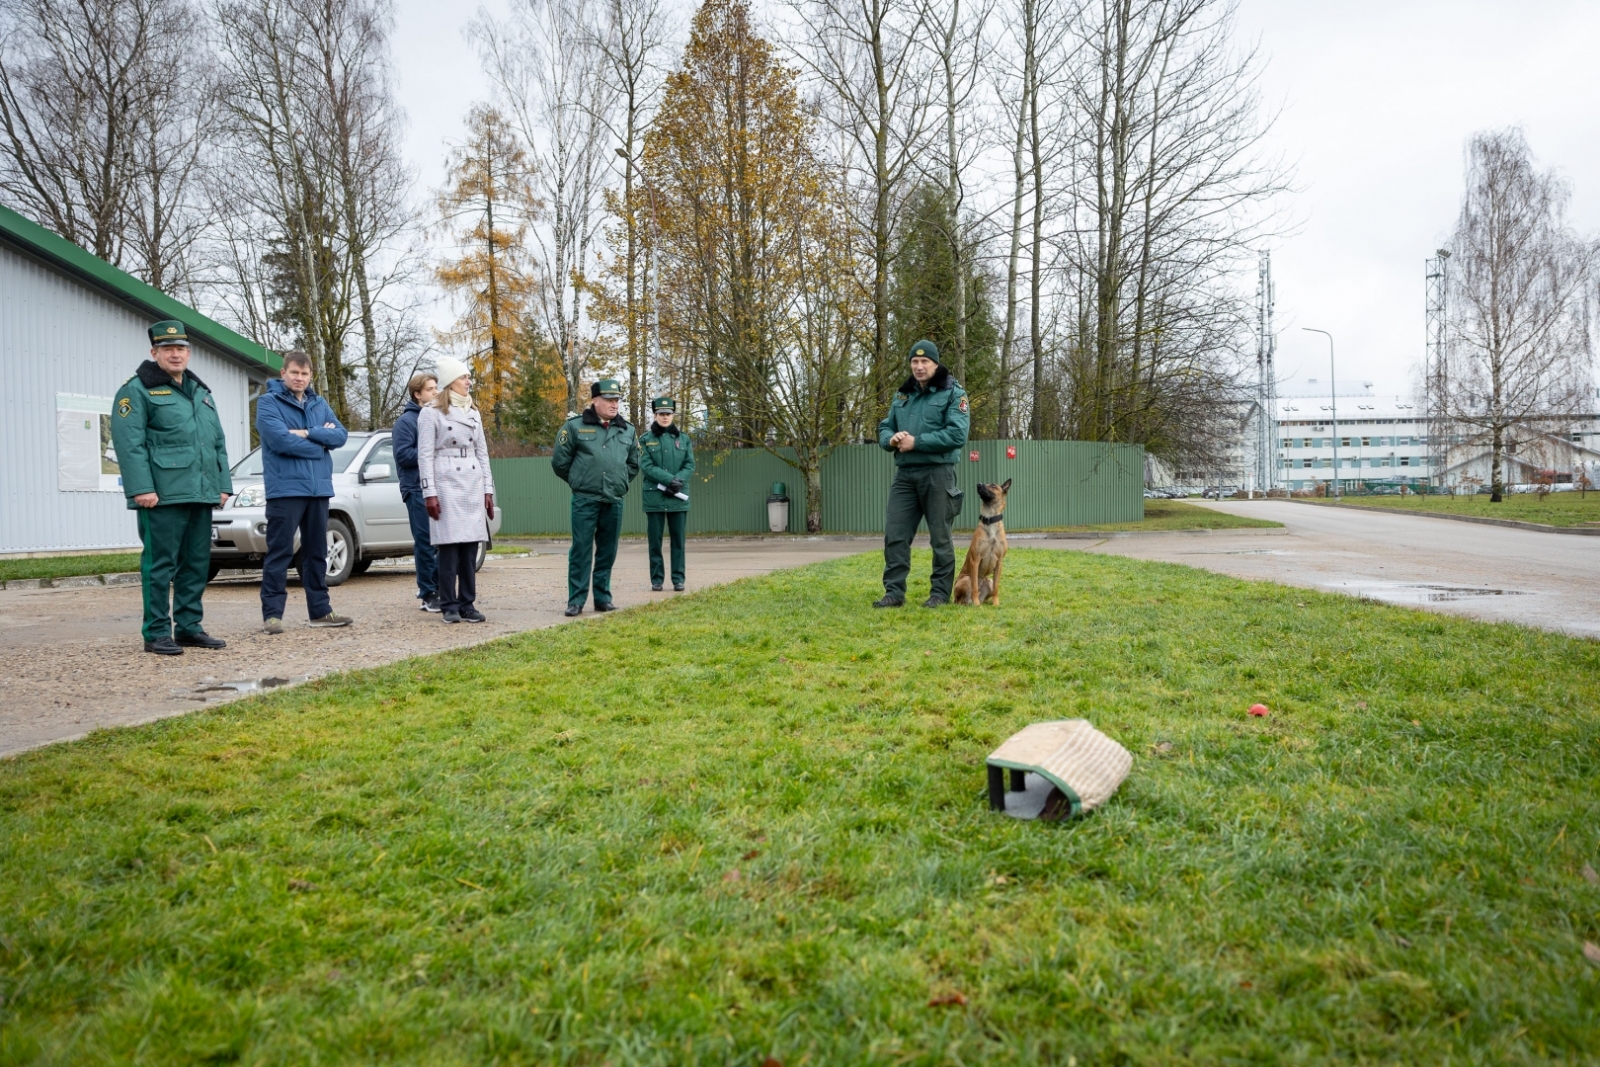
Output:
top-left (980, 513), bottom-right (1004, 525)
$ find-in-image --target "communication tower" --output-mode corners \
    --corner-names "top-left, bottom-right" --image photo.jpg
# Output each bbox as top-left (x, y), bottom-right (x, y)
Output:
top-left (1255, 251), bottom-right (1277, 494)
top-left (1424, 250), bottom-right (1450, 486)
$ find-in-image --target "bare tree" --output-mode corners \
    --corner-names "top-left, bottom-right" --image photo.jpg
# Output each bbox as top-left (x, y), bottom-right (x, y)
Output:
top-left (789, 0), bottom-right (933, 411)
top-left (1441, 129), bottom-right (1596, 502)
top-left (474, 0), bottom-right (616, 416)
top-left (0, 0), bottom-right (213, 288)
top-left (301, 0), bottom-right (416, 428)
top-left (591, 0), bottom-right (670, 425)
top-left (916, 0), bottom-right (991, 385)
top-left (208, 0), bottom-right (416, 425)
top-left (1052, 0), bottom-right (1284, 464)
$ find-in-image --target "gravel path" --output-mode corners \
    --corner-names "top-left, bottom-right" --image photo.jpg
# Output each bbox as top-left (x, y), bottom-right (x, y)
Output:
top-left (1, 540), bottom-right (865, 756)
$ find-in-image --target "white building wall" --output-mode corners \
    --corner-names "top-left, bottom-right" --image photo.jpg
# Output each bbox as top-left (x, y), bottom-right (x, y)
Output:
top-left (1, 242), bottom-right (255, 554)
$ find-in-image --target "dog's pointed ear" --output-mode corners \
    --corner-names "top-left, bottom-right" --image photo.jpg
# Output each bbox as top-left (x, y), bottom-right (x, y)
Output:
top-left (1001, 478), bottom-right (1012, 492)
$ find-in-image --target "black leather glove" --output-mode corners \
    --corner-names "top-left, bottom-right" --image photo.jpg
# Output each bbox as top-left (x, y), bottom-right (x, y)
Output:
top-left (668, 479), bottom-right (683, 494)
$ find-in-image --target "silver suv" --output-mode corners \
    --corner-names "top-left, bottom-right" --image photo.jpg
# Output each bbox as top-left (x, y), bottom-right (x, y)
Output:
top-left (209, 431), bottom-right (502, 584)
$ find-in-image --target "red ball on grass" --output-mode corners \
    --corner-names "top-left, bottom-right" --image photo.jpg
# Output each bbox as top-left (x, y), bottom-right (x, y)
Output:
top-left (1248, 703), bottom-right (1269, 717)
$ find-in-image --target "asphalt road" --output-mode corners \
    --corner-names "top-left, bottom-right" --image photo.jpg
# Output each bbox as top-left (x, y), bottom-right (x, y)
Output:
top-left (1082, 500), bottom-right (1600, 639)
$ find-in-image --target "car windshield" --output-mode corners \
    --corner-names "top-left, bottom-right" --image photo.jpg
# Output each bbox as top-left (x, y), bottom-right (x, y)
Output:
top-left (231, 433), bottom-right (371, 479)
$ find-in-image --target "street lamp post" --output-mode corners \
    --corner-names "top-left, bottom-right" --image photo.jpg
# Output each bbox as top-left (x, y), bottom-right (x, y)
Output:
top-left (1302, 328), bottom-right (1339, 499)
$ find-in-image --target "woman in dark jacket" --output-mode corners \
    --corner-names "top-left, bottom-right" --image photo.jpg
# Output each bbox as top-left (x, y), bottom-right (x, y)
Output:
top-left (392, 371), bottom-right (440, 611)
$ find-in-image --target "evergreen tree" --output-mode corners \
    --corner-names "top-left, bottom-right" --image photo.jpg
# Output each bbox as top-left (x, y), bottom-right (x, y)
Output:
top-left (887, 183), bottom-right (1000, 436)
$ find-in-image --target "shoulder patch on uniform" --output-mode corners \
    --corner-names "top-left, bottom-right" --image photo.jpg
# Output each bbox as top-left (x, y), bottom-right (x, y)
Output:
top-left (117, 397), bottom-right (132, 417)
top-left (203, 395), bottom-right (215, 408)
top-left (959, 396), bottom-right (968, 413)
top-left (558, 429), bottom-right (568, 442)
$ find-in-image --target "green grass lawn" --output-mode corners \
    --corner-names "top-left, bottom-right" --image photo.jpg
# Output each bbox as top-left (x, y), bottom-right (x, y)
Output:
top-left (1322, 491), bottom-right (1600, 527)
top-left (0, 553), bottom-right (142, 584)
top-left (2, 551), bottom-right (1597, 1065)
top-left (1037, 497), bottom-right (1282, 533)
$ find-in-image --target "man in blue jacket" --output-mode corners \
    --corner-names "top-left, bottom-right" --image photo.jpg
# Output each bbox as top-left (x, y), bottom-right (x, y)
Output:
top-left (256, 351), bottom-right (355, 633)
top-left (391, 370), bottom-right (440, 612)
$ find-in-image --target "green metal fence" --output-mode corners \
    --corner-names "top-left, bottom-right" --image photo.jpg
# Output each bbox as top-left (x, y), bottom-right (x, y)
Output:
top-left (490, 440), bottom-right (1144, 536)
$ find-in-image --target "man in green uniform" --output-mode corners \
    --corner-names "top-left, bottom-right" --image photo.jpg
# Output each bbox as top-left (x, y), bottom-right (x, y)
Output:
top-left (110, 320), bottom-right (234, 654)
top-left (875, 339), bottom-right (970, 608)
top-left (552, 379), bottom-right (640, 616)
top-left (639, 396), bottom-right (695, 592)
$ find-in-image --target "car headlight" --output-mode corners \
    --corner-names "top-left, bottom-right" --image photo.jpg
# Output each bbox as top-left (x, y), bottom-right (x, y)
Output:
top-left (232, 484), bottom-right (268, 508)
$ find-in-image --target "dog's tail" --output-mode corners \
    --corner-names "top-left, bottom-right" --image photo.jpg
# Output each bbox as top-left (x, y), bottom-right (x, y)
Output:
top-left (954, 574), bottom-right (974, 604)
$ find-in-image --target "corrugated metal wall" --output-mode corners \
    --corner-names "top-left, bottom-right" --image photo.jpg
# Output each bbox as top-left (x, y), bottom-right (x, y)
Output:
top-left (1, 242), bottom-right (256, 554)
top-left (492, 440), bottom-right (1143, 536)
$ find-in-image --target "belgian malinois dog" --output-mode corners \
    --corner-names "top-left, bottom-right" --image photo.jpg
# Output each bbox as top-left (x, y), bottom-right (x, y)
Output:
top-left (953, 479), bottom-right (1010, 605)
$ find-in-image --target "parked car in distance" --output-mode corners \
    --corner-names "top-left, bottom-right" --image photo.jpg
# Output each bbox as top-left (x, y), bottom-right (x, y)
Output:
top-left (1201, 485), bottom-right (1240, 499)
top-left (209, 430), bottom-right (502, 584)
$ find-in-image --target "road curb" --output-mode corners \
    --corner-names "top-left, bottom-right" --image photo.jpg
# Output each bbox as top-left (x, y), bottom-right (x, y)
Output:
top-left (1291, 499), bottom-right (1600, 535)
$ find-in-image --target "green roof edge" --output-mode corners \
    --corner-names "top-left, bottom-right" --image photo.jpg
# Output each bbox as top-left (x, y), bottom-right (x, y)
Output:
top-left (0, 204), bottom-right (281, 374)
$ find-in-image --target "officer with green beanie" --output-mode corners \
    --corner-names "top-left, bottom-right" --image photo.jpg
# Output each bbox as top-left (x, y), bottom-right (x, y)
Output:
top-left (875, 339), bottom-right (970, 608)
top-left (110, 320), bottom-right (234, 654)
top-left (640, 396), bottom-right (694, 592)
top-left (552, 378), bottom-right (640, 615)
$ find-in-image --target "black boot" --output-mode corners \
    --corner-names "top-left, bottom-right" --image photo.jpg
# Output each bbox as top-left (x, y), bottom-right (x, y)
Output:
top-left (564, 604), bottom-right (583, 617)
top-left (143, 637), bottom-right (183, 656)
top-left (177, 631), bottom-right (226, 649)
top-left (923, 595), bottom-right (948, 608)
top-left (873, 595), bottom-right (904, 608)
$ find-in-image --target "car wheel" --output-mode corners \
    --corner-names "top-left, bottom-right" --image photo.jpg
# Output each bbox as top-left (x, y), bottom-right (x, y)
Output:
top-left (351, 558), bottom-right (373, 576)
top-left (324, 518), bottom-right (356, 587)
top-left (474, 541), bottom-right (487, 572)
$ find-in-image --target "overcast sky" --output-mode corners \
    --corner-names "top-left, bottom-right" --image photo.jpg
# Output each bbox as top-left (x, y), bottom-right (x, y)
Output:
top-left (390, 0), bottom-right (1600, 397)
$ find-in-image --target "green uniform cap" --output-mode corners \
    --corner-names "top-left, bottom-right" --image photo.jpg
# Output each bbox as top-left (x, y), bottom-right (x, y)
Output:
top-left (651, 396), bottom-right (676, 412)
top-left (591, 378), bottom-right (624, 399)
top-left (149, 319), bottom-right (189, 347)
top-left (909, 339), bottom-right (939, 362)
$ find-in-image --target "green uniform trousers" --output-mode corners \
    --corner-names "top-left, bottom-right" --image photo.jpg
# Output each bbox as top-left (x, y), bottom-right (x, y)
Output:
top-left (647, 511), bottom-right (687, 587)
top-left (882, 464), bottom-right (962, 600)
top-left (138, 503), bottom-right (214, 642)
top-left (568, 495), bottom-right (624, 609)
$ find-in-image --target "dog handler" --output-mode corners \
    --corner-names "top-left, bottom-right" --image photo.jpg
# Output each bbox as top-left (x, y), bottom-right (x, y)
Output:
top-left (110, 320), bottom-right (233, 655)
top-left (640, 397), bottom-right (694, 591)
top-left (552, 378), bottom-right (639, 616)
top-left (875, 339), bottom-right (970, 608)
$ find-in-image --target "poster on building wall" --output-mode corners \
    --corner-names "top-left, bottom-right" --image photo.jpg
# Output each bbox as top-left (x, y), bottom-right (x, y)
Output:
top-left (56, 394), bottom-right (121, 492)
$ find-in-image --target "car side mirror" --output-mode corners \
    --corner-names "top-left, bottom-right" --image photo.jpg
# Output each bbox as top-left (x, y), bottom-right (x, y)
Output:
top-left (361, 463), bottom-right (392, 483)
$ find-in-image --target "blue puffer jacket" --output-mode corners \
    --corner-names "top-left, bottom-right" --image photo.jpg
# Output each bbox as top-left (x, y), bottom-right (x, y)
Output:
top-left (392, 398), bottom-right (423, 495)
top-left (255, 379), bottom-right (348, 498)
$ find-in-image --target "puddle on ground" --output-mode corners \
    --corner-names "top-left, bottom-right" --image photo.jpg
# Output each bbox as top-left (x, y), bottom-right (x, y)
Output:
top-left (182, 675), bottom-right (307, 700)
top-left (1324, 581), bottom-right (1527, 606)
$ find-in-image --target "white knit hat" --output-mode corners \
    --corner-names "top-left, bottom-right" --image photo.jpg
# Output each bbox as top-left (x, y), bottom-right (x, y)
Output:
top-left (433, 356), bottom-right (471, 390)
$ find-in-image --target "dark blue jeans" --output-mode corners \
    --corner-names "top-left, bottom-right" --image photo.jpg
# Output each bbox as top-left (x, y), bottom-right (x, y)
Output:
top-left (402, 489), bottom-right (438, 600)
top-left (261, 495), bottom-right (331, 621)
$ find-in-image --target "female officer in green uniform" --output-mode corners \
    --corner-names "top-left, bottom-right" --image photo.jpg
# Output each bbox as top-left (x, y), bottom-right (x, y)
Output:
top-left (110, 320), bottom-right (233, 654)
top-left (640, 397), bottom-right (694, 591)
